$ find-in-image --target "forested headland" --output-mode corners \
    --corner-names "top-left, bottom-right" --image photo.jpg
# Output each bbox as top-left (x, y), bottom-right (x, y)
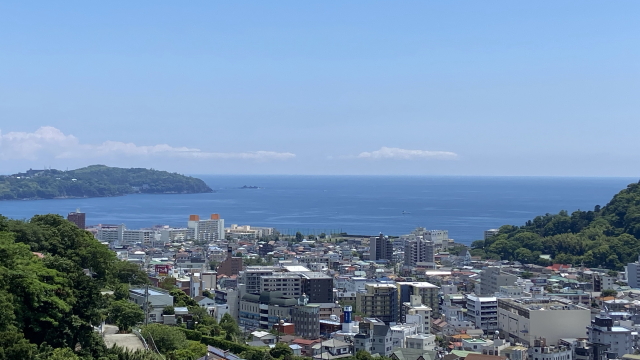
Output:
top-left (0, 165), bottom-right (212, 200)
top-left (471, 180), bottom-right (640, 270)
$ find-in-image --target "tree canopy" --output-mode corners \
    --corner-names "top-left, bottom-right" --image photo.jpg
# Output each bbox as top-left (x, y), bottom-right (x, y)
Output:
top-left (0, 213), bottom-right (157, 359)
top-left (471, 181), bottom-right (640, 270)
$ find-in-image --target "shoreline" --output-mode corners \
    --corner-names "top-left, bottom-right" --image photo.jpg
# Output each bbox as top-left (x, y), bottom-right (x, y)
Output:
top-left (0, 190), bottom-right (215, 202)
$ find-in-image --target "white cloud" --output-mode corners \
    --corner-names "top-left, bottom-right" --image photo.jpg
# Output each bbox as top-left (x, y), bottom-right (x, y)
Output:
top-left (355, 147), bottom-right (458, 160)
top-left (0, 126), bottom-right (295, 161)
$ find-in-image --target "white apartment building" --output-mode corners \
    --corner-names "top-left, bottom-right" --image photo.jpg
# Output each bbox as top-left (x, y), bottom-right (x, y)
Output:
top-left (159, 227), bottom-right (193, 242)
top-left (403, 295), bottom-right (432, 334)
top-left (225, 224), bottom-right (275, 238)
top-left (187, 214), bottom-right (224, 241)
top-left (587, 315), bottom-right (633, 358)
top-left (96, 224), bottom-right (124, 243)
top-left (484, 229), bottom-right (499, 240)
top-left (390, 324), bottom-right (419, 348)
top-left (424, 230), bottom-right (449, 245)
top-left (466, 294), bottom-right (499, 332)
top-left (121, 229), bottom-right (155, 246)
top-left (405, 334), bottom-right (436, 351)
top-left (498, 298), bottom-right (591, 346)
top-left (96, 224), bottom-right (155, 246)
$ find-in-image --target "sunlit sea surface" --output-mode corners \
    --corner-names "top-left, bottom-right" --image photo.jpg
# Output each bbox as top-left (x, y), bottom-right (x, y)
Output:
top-left (0, 175), bottom-right (635, 245)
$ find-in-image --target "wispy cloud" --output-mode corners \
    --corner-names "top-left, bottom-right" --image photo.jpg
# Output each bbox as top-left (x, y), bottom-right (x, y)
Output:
top-left (0, 126), bottom-right (295, 161)
top-left (354, 147), bottom-right (458, 160)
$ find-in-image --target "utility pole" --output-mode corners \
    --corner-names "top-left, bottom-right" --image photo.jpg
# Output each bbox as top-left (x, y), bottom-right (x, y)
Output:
top-left (144, 283), bottom-right (149, 326)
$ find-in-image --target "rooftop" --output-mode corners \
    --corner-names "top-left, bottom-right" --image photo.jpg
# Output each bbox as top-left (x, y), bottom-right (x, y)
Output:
top-left (396, 281), bottom-right (439, 288)
top-left (283, 265), bottom-right (312, 272)
top-left (130, 288), bottom-right (170, 297)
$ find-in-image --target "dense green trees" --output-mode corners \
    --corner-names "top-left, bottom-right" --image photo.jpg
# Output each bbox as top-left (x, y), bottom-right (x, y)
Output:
top-left (0, 213), bottom-right (158, 359)
top-left (141, 324), bottom-right (207, 360)
top-left (170, 289), bottom-right (197, 307)
top-left (270, 343), bottom-right (293, 359)
top-left (109, 300), bottom-right (145, 332)
top-left (0, 165), bottom-right (212, 200)
top-left (472, 181), bottom-right (640, 270)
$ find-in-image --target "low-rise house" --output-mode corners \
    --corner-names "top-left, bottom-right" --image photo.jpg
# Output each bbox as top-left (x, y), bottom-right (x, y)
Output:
top-left (312, 339), bottom-right (352, 360)
top-left (390, 348), bottom-right (437, 360)
top-left (250, 331), bottom-right (277, 345)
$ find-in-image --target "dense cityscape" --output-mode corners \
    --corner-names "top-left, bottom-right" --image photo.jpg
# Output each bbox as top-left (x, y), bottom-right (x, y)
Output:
top-left (52, 208), bottom-right (640, 360)
top-left (2, 2), bottom-right (637, 360)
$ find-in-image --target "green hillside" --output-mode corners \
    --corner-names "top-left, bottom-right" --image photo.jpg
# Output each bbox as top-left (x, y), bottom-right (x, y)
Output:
top-left (471, 181), bottom-right (640, 270)
top-left (0, 165), bottom-right (213, 200)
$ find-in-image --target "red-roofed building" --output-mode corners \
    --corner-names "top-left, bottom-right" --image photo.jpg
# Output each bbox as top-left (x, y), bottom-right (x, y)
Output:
top-left (546, 264), bottom-right (571, 272)
top-left (292, 338), bottom-right (322, 356)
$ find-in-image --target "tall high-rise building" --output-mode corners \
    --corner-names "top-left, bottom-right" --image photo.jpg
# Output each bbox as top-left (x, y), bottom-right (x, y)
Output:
top-left (369, 234), bottom-right (393, 261)
top-left (404, 238), bottom-right (435, 268)
top-left (187, 214), bottom-right (224, 241)
top-left (356, 283), bottom-right (399, 324)
top-left (67, 210), bottom-right (86, 229)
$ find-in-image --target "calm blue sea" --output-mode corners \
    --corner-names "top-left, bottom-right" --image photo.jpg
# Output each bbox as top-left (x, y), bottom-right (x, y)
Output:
top-left (0, 176), bottom-right (636, 244)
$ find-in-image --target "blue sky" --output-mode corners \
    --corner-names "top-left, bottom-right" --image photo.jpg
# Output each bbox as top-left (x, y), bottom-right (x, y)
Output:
top-left (1, 1), bottom-right (639, 176)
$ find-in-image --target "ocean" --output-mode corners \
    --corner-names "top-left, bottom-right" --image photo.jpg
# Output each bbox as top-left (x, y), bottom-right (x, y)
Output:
top-left (0, 175), bottom-right (636, 244)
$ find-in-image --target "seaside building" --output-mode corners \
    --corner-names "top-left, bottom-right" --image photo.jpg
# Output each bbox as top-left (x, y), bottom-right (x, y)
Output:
top-left (67, 209), bottom-right (86, 229)
top-left (484, 229), bottom-right (499, 240)
top-left (424, 230), bottom-right (451, 248)
top-left (225, 224), bottom-right (275, 239)
top-left (187, 214), bottom-right (224, 242)
top-left (159, 227), bottom-right (194, 242)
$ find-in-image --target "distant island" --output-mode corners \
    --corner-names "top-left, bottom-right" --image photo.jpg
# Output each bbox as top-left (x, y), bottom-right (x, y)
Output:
top-left (0, 165), bottom-right (213, 200)
top-left (240, 185), bottom-right (261, 189)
